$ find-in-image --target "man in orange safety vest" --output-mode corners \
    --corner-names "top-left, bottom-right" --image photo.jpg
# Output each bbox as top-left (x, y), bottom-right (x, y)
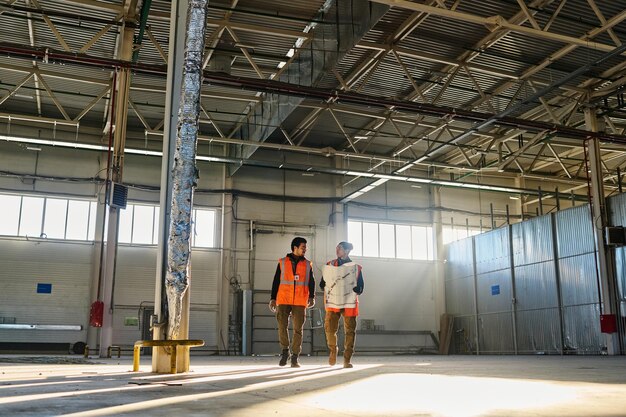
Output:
top-left (269, 237), bottom-right (316, 367)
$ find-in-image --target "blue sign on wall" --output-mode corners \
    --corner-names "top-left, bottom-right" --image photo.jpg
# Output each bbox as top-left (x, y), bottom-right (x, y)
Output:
top-left (37, 283), bottom-right (52, 294)
top-left (491, 285), bottom-right (500, 296)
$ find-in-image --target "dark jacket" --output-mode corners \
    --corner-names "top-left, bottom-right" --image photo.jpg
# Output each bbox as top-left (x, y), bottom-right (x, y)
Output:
top-left (320, 257), bottom-right (364, 294)
top-left (270, 253), bottom-right (316, 301)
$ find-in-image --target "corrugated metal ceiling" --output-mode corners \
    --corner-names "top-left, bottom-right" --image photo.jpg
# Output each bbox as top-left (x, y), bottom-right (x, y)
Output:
top-left (0, 0), bottom-right (624, 180)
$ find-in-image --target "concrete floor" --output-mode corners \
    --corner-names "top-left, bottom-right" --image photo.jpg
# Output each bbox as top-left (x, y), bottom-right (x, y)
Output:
top-left (1, 355), bottom-right (626, 417)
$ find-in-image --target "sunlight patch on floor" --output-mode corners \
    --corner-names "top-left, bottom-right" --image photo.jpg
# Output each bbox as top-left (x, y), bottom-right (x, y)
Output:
top-left (297, 373), bottom-right (578, 417)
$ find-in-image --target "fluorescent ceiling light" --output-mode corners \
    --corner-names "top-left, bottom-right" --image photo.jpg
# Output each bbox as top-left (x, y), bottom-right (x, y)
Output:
top-left (371, 178), bottom-right (388, 186)
top-left (1, 135), bottom-right (107, 151)
top-left (345, 171), bottom-right (374, 177)
top-left (373, 173), bottom-right (407, 181)
top-left (286, 48), bottom-right (295, 58)
top-left (406, 177), bottom-right (432, 184)
top-left (277, 61), bottom-right (286, 69)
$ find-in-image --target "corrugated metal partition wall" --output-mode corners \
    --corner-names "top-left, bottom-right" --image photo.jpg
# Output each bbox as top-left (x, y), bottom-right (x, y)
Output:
top-left (554, 205), bottom-right (603, 354)
top-left (475, 228), bottom-right (515, 353)
top-left (445, 203), bottom-right (607, 355)
top-left (512, 215), bottom-right (561, 354)
top-left (608, 193), bottom-right (626, 354)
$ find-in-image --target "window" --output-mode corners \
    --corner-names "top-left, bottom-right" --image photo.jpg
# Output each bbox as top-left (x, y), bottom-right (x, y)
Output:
top-left (379, 223), bottom-right (395, 258)
top-left (66, 200), bottom-right (91, 240)
top-left (132, 205), bottom-right (155, 244)
top-left (362, 222), bottom-right (379, 257)
top-left (43, 198), bottom-right (68, 239)
top-left (347, 220), bottom-right (362, 256)
top-left (19, 196), bottom-right (44, 237)
top-left (192, 208), bottom-right (216, 248)
top-left (0, 194), bottom-right (21, 235)
top-left (411, 226), bottom-right (433, 261)
top-left (118, 204), bottom-right (134, 243)
top-left (348, 219), bottom-right (434, 261)
top-left (395, 225), bottom-right (412, 259)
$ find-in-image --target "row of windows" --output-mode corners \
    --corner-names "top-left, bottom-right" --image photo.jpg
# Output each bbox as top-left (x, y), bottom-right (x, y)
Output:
top-left (346, 221), bottom-right (484, 259)
top-left (0, 195), bottom-right (97, 240)
top-left (118, 204), bottom-right (215, 248)
top-left (347, 220), bottom-right (435, 261)
top-left (0, 194), bottom-right (216, 248)
top-left (1, 194), bottom-right (476, 251)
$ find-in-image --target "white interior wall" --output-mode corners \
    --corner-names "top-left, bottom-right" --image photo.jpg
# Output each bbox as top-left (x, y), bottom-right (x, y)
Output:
top-left (0, 239), bottom-right (92, 345)
top-left (355, 257), bottom-right (437, 331)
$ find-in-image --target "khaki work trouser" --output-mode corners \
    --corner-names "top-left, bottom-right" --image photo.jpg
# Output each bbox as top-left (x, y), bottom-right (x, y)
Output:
top-left (276, 304), bottom-right (306, 355)
top-left (324, 310), bottom-right (357, 361)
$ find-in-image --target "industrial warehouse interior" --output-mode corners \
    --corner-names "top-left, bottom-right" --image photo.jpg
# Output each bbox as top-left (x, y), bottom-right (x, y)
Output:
top-left (1, 0), bottom-right (626, 416)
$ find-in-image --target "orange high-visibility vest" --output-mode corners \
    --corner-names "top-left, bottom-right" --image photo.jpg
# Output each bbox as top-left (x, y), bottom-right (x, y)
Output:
top-left (276, 257), bottom-right (312, 307)
top-left (325, 259), bottom-right (361, 317)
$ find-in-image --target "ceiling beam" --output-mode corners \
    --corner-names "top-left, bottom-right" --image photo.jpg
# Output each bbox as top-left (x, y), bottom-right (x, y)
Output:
top-left (369, 0), bottom-right (625, 53)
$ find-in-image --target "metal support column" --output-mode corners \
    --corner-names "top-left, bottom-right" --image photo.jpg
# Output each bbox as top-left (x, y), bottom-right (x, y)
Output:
top-left (153, 0), bottom-right (190, 373)
top-left (584, 107), bottom-right (619, 355)
top-left (432, 186), bottom-right (446, 334)
top-left (219, 172), bottom-right (233, 353)
top-left (98, 2), bottom-right (136, 358)
top-left (508, 225), bottom-right (518, 354)
top-left (472, 235), bottom-right (480, 355)
top-left (86, 163), bottom-right (108, 351)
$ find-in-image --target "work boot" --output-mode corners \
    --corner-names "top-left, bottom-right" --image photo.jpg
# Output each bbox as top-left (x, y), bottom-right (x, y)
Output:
top-left (278, 349), bottom-right (290, 366)
top-left (343, 356), bottom-right (353, 368)
top-left (291, 354), bottom-right (301, 368)
top-left (329, 346), bottom-right (338, 366)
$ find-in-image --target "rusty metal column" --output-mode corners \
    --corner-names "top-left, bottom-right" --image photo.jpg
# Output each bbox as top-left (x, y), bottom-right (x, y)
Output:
top-left (153, 0), bottom-right (209, 373)
top-left (153, 0), bottom-right (189, 372)
top-left (584, 107), bottom-right (619, 355)
top-left (98, 3), bottom-right (136, 358)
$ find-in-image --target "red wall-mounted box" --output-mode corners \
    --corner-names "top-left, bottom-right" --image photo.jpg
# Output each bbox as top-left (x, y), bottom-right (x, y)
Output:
top-left (600, 314), bottom-right (617, 334)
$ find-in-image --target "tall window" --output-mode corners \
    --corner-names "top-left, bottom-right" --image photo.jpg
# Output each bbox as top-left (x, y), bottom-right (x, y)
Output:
top-left (347, 220), bottom-right (434, 260)
top-left (0, 194), bottom-right (21, 235)
top-left (192, 209), bottom-right (216, 248)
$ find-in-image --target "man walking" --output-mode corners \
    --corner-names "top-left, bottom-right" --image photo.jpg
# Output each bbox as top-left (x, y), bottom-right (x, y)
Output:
top-left (320, 241), bottom-right (364, 368)
top-left (269, 237), bottom-right (315, 368)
